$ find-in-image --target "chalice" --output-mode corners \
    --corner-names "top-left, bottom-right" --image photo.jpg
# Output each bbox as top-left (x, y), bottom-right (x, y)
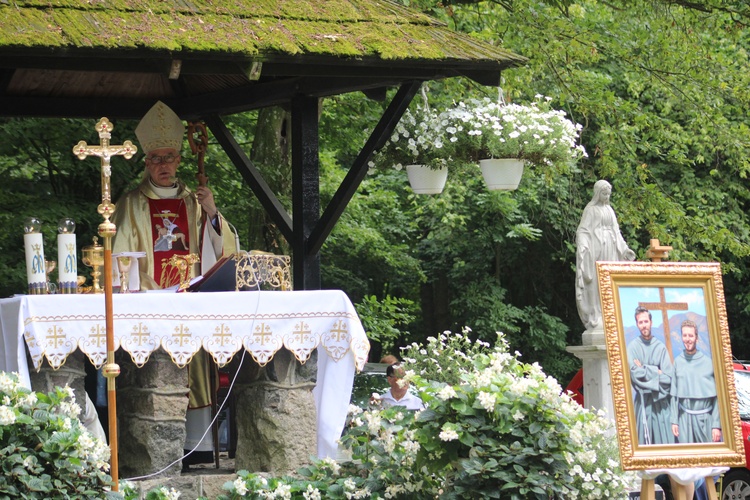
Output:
top-left (117, 256), bottom-right (132, 293)
top-left (81, 237), bottom-right (104, 294)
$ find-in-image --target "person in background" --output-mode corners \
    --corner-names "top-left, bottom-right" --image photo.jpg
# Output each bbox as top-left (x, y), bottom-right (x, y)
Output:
top-left (371, 363), bottom-right (424, 410)
top-left (379, 354), bottom-right (399, 365)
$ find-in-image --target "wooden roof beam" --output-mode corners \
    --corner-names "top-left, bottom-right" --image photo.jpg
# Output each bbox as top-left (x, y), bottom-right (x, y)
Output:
top-left (308, 81), bottom-right (421, 255)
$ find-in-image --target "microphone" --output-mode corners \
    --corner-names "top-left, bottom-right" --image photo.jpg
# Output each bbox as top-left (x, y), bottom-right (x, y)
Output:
top-left (226, 220), bottom-right (241, 253)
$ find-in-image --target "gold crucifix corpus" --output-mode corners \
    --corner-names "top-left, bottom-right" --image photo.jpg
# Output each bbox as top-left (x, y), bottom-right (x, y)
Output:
top-left (72, 117), bottom-right (136, 493)
top-left (73, 118), bottom-right (137, 228)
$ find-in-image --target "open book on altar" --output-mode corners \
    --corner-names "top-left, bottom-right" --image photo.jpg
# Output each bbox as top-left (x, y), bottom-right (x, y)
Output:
top-left (186, 251), bottom-right (292, 292)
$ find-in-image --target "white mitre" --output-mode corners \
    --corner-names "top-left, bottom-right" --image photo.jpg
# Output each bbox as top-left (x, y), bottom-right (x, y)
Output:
top-left (135, 101), bottom-right (185, 154)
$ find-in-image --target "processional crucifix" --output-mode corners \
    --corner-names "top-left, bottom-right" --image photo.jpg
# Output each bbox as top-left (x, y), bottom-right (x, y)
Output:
top-left (73, 118), bottom-right (137, 491)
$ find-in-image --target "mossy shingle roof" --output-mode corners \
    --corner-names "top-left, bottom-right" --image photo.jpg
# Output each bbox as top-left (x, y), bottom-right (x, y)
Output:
top-left (0, 0), bottom-right (526, 118)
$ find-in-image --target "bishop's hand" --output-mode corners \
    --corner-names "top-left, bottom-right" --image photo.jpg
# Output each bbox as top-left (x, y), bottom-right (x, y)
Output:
top-left (195, 185), bottom-right (217, 220)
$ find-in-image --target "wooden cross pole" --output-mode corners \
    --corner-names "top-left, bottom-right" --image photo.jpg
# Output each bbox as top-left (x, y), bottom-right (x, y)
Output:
top-left (639, 288), bottom-right (688, 363)
top-left (73, 118), bottom-right (137, 491)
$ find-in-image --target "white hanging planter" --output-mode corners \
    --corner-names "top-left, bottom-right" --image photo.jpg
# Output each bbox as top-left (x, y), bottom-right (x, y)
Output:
top-left (405, 164), bottom-right (448, 195)
top-left (478, 158), bottom-right (525, 191)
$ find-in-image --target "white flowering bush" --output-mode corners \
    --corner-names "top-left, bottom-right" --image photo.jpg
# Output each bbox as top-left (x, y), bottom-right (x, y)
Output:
top-left (0, 371), bottom-right (114, 498)
top-left (443, 95), bottom-right (587, 168)
top-left (217, 329), bottom-right (636, 499)
top-left (401, 326), bottom-right (492, 386)
top-left (407, 331), bottom-right (637, 499)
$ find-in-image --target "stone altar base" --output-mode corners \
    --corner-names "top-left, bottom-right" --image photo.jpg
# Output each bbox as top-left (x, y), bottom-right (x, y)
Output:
top-left (117, 349), bottom-right (189, 478)
top-left (235, 382), bottom-right (317, 474)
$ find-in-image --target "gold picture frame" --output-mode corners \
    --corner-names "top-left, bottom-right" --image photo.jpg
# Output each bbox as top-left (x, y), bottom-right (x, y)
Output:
top-left (597, 261), bottom-right (745, 470)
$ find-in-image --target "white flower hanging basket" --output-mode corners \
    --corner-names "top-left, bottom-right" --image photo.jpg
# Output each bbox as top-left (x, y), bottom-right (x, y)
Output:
top-left (478, 158), bottom-right (525, 191)
top-left (406, 164), bottom-right (448, 195)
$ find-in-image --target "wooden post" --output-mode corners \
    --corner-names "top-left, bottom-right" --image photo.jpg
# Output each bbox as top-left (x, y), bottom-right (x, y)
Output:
top-left (640, 478), bottom-right (655, 500)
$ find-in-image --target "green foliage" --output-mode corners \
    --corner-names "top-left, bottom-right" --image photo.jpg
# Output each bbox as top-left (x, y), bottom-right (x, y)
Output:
top-left (0, 371), bottom-right (114, 499)
top-left (120, 482), bottom-right (189, 500)
top-left (355, 294), bottom-right (418, 353)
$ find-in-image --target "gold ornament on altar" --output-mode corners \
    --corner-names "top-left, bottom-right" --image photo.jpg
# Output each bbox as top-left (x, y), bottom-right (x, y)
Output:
top-left (165, 253), bottom-right (200, 291)
top-left (81, 236), bottom-right (104, 294)
top-left (236, 252), bottom-right (292, 291)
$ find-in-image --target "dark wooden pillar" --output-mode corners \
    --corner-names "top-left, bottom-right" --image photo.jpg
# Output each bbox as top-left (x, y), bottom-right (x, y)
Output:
top-left (291, 94), bottom-right (321, 290)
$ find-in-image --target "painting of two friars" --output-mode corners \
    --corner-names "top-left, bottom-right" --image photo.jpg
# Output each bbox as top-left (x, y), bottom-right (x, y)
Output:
top-left (0, 0), bottom-right (527, 478)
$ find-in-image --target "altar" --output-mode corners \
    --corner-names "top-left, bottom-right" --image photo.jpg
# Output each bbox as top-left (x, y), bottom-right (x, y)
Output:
top-left (0, 289), bottom-right (370, 475)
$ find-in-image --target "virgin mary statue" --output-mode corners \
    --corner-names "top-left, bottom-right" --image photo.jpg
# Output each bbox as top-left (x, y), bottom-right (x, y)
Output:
top-left (575, 180), bottom-right (636, 331)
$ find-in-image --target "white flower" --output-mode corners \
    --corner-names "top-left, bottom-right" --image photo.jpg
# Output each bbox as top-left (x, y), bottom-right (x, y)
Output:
top-left (233, 478), bottom-right (248, 495)
top-left (477, 391), bottom-right (497, 412)
top-left (321, 456), bottom-right (341, 475)
top-left (19, 393), bottom-right (37, 406)
top-left (364, 412), bottom-right (382, 434)
top-left (303, 484), bottom-right (321, 500)
top-left (0, 372), bottom-right (19, 394)
top-left (439, 423), bottom-right (459, 441)
top-left (273, 483), bottom-right (292, 499)
top-left (437, 385), bottom-right (457, 400)
top-left (158, 487), bottom-right (181, 500)
top-left (0, 405), bottom-right (15, 425)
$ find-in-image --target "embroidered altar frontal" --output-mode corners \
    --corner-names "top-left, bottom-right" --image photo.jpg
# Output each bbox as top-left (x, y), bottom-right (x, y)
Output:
top-left (15, 290), bottom-right (368, 371)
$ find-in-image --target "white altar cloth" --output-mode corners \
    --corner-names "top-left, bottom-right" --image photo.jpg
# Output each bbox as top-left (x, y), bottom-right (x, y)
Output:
top-left (0, 290), bottom-right (370, 458)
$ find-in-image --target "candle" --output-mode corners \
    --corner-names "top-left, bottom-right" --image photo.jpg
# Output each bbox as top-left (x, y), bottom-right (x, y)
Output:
top-left (57, 218), bottom-right (77, 294)
top-left (23, 217), bottom-right (46, 295)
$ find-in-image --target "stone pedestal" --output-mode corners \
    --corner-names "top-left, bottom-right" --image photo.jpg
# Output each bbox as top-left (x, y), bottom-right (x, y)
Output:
top-left (117, 349), bottom-right (189, 478)
top-left (566, 335), bottom-right (615, 420)
top-left (234, 348), bottom-right (318, 474)
top-left (581, 324), bottom-right (606, 347)
top-left (235, 382), bottom-right (317, 473)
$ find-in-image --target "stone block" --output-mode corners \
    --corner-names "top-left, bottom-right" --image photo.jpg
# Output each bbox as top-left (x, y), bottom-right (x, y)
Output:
top-left (235, 383), bottom-right (317, 474)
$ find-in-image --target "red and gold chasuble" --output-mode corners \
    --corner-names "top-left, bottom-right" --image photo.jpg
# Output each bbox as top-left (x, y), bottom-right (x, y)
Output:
top-left (149, 198), bottom-right (190, 288)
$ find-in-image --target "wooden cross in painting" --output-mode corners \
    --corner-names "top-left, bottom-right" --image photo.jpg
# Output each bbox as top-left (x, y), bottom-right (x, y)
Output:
top-left (639, 289), bottom-right (687, 362)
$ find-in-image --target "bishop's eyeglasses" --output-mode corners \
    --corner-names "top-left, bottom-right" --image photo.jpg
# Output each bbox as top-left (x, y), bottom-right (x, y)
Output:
top-left (146, 154), bottom-right (179, 165)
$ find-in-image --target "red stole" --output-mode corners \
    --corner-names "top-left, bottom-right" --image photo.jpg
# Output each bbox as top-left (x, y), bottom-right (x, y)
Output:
top-left (148, 198), bottom-right (189, 288)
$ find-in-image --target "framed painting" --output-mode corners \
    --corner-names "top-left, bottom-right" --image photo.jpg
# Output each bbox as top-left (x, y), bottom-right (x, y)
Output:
top-left (597, 261), bottom-right (745, 470)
